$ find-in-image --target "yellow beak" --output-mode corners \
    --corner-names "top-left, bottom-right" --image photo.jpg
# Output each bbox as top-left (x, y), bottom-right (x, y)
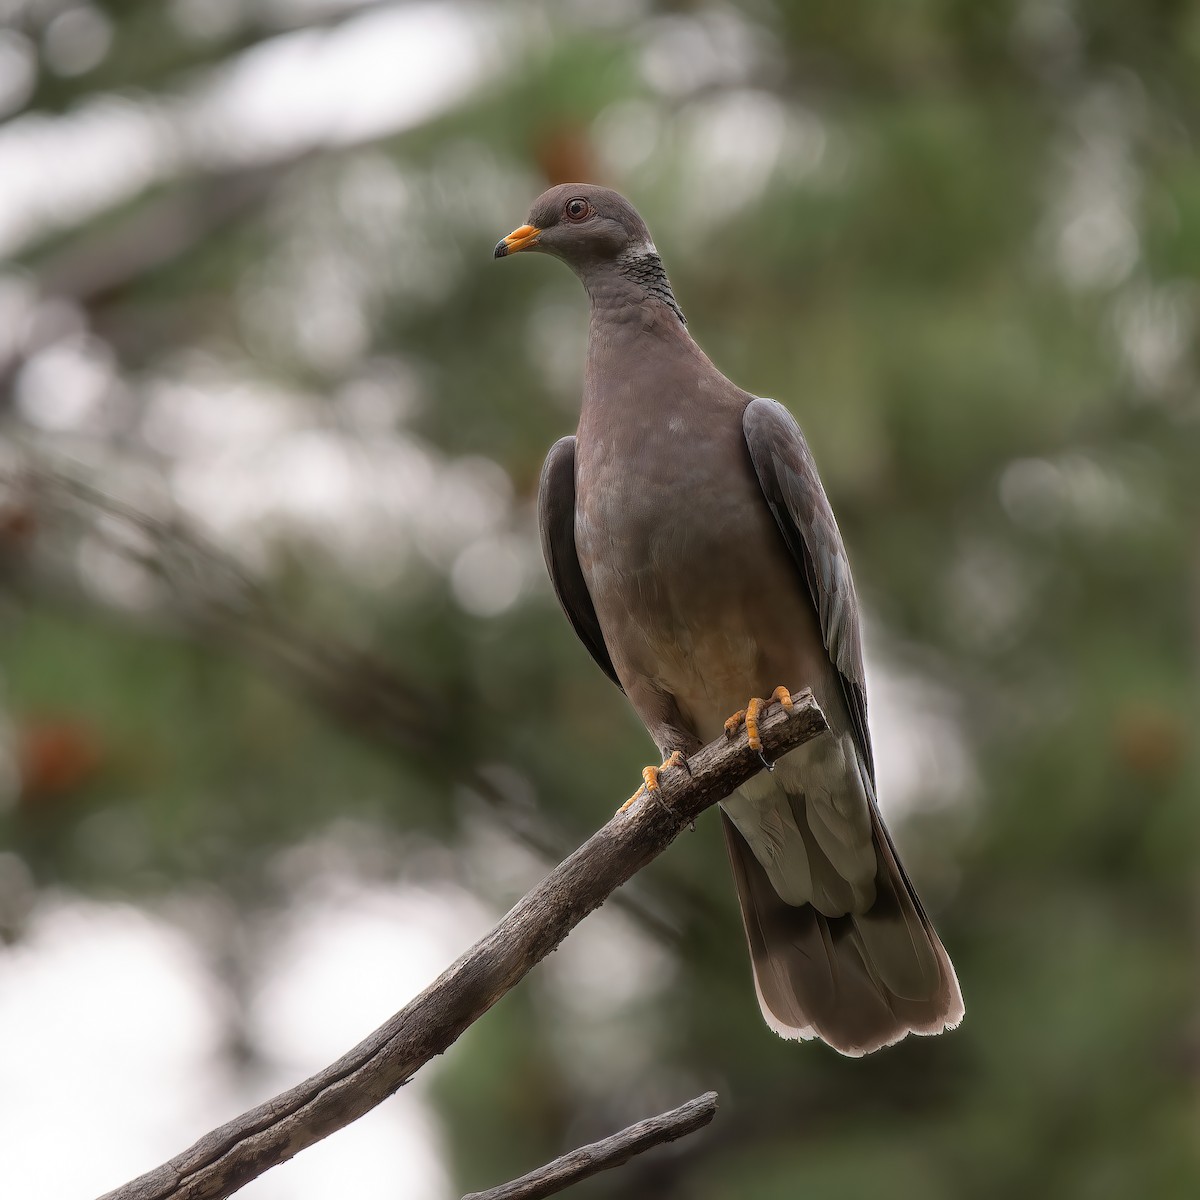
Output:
top-left (493, 223), bottom-right (541, 258)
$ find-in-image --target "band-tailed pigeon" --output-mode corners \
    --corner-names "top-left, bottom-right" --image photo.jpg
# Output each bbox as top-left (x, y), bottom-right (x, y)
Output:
top-left (495, 185), bottom-right (963, 1055)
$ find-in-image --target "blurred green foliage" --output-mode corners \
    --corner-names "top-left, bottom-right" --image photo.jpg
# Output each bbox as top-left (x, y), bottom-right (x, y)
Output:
top-left (1, 1), bottom-right (1197, 1197)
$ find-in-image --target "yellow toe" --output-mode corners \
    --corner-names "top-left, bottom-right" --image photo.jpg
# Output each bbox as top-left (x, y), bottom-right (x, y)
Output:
top-left (617, 752), bottom-right (685, 814)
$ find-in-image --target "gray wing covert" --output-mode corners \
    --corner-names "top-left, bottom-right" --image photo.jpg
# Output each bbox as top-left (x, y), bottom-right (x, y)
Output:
top-left (537, 436), bottom-right (623, 692)
top-left (742, 398), bottom-right (873, 781)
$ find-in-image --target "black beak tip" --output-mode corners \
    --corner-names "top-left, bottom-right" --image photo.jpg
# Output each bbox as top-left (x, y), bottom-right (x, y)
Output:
top-left (492, 240), bottom-right (509, 260)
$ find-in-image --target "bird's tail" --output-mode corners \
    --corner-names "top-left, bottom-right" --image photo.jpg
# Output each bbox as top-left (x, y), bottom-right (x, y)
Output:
top-left (720, 804), bottom-right (963, 1056)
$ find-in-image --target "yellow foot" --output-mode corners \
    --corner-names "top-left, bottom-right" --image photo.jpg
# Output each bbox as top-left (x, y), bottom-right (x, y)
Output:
top-left (618, 749), bottom-right (686, 813)
top-left (723, 687), bottom-right (795, 758)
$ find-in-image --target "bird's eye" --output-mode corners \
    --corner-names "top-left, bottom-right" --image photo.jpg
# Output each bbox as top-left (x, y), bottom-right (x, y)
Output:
top-left (564, 198), bottom-right (590, 221)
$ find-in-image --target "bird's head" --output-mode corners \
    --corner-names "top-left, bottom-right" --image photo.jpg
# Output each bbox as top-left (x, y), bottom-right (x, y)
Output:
top-left (493, 184), bottom-right (655, 270)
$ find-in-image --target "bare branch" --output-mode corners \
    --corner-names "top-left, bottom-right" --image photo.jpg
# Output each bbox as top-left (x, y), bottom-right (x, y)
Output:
top-left (461, 1091), bottom-right (720, 1200)
top-left (98, 693), bottom-right (827, 1200)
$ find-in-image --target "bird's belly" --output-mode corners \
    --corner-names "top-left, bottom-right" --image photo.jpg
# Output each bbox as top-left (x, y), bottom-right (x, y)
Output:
top-left (576, 465), bottom-right (835, 742)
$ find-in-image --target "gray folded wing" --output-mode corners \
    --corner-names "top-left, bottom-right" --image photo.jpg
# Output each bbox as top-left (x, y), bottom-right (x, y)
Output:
top-left (742, 397), bottom-right (873, 782)
top-left (537, 435), bottom-right (622, 692)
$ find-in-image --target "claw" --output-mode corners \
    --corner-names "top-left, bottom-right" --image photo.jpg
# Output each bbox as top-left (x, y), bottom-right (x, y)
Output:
top-left (618, 750), bottom-right (686, 814)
